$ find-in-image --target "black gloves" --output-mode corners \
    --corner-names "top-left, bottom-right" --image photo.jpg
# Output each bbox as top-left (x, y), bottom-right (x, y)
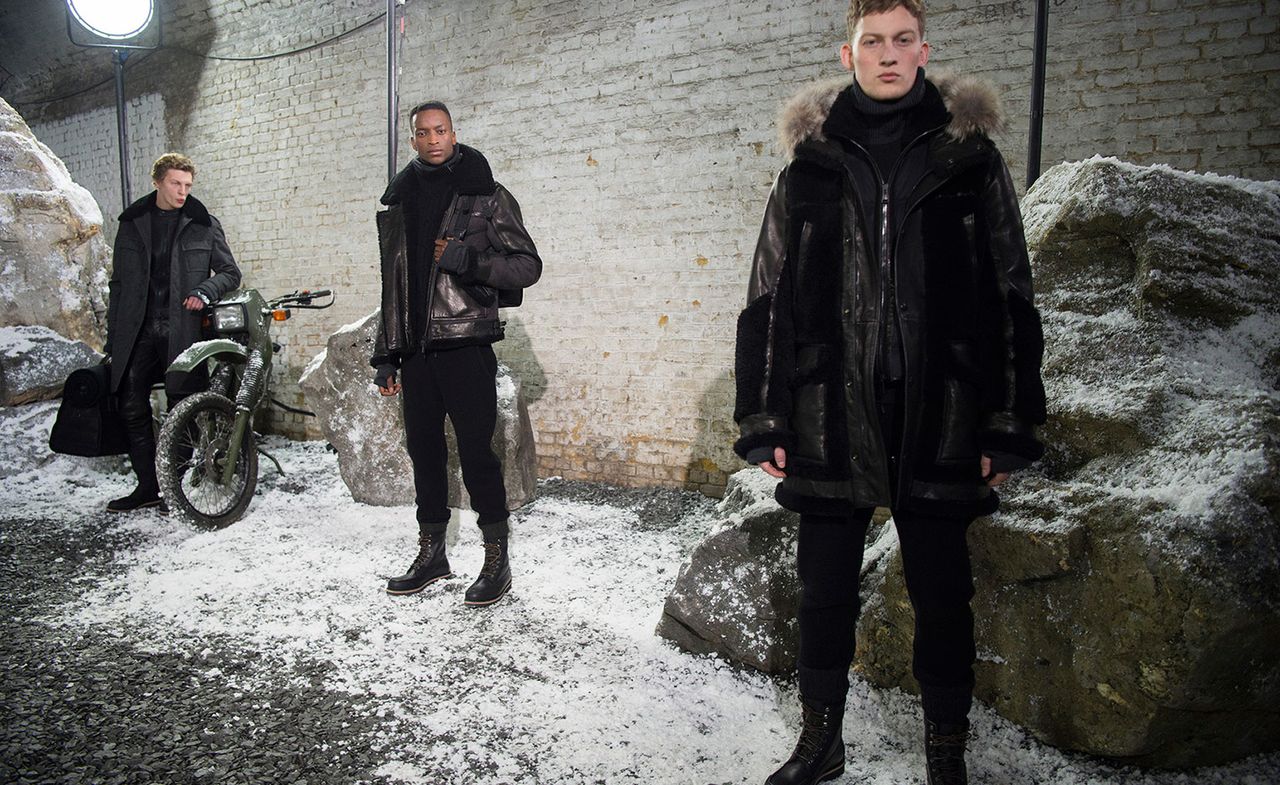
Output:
top-left (374, 363), bottom-right (397, 390)
top-left (437, 241), bottom-right (477, 278)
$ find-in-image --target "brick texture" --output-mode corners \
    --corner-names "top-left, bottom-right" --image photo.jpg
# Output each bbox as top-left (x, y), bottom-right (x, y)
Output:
top-left (3, 0), bottom-right (1276, 496)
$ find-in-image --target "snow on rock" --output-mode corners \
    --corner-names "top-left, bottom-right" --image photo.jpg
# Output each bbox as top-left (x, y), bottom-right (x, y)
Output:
top-left (655, 467), bottom-right (800, 672)
top-left (0, 324), bottom-right (101, 405)
top-left (298, 309), bottom-right (537, 510)
top-left (859, 158), bottom-right (1280, 768)
top-left (0, 98), bottom-right (109, 347)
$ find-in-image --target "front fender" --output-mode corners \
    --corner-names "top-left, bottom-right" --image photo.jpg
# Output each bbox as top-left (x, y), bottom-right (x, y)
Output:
top-left (169, 339), bottom-right (248, 373)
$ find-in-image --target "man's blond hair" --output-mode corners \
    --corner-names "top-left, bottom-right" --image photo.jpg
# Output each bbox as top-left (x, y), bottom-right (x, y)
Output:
top-left (847, 0), bottom-right (926, 40)
top-left (151, 153), bottom-right (196, 182)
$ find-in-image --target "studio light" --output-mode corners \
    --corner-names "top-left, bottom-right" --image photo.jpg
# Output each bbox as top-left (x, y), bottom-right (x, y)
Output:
top-left (67, 0), bottom-right (155, 41)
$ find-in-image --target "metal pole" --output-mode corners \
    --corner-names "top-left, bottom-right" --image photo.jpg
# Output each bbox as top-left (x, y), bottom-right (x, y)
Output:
top-left (113, 49), bottom-right (132, 207)
top-left (1026, 0), bottom-right (1048, 190)
top-left (386, 0), bottom-right (399, 182)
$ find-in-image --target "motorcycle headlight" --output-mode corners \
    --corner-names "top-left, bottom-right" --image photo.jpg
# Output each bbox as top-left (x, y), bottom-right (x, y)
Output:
top-left (212, 303), bottom-right (247, 332)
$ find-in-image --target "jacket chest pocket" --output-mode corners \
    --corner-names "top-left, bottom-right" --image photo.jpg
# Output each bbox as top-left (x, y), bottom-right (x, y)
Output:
top-left (179, 238), bottom-right (213, 286)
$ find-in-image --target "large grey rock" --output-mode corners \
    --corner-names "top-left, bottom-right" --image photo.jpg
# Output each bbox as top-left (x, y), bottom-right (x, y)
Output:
top-left (298, 310), bottom-right (537, 511)
top-left (0, 98), bottom-right (109, 348)
top-left (857, 159), bottom-right (1280, 768)
top-left (0, 325), bottom-right (100, 406)
top-left (655, 469), bottom-right (800, 672)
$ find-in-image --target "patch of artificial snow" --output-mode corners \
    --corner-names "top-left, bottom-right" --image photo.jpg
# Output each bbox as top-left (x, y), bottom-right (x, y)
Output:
top-left (2, 430), bottom-right (1276, 784)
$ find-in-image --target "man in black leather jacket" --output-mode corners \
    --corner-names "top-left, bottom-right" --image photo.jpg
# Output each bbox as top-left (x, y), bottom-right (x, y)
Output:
top-left (104, 153), bottom-right (242, 513)
top-left (371, 101), bottom-right (541, 608)
top-left (733, 3), bottom-right (1045, 783)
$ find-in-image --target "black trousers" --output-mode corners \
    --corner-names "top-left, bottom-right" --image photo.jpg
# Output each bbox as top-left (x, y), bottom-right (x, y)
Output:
top-left (399, 344), bottom-right (509, 541)
top-left (796, 510), bottom-right (977, 725)
top-left (117, 320), bottom-right (193, 492)
top-left (795, 376), bottom-right (977, 724)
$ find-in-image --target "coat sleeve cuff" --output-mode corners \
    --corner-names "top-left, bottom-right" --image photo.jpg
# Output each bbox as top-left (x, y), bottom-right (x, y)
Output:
top-left (979, 411), bottom-right (1045, 464)
top-left (733, 414), bottom-right (795, 460)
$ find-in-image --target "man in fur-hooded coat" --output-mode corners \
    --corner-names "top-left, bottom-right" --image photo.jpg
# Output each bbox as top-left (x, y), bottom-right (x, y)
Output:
top-left (733, 3), bottom-right (1045, 784)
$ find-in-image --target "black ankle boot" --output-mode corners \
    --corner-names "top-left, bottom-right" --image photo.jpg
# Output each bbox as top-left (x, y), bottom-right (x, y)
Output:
top-left (107, 485), bottom-right (162, 512)
top-left (765, 698), bottom-right (845, 785)
top-left (924, 718), bottom-right (969, 785)
top-left (464, 538), bottom-right (511, 607)
top-left (386, 533), bottom-right (453, 595)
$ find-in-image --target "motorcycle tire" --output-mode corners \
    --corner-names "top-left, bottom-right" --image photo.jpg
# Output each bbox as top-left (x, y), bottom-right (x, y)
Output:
top-left (156, 391), bottom-right (258, 529)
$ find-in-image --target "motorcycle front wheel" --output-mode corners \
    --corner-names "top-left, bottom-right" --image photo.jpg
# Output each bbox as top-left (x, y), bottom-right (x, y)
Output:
top-left (156, 391), bottom-right (258, 528)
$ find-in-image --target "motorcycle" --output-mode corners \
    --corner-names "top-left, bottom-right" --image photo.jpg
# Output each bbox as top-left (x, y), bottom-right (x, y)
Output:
top-left (155, 288), bottom-right (333, 528)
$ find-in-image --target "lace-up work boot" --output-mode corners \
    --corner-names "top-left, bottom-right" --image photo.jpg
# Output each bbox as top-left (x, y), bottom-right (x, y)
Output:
top-left (464, 537), bottom-right (511, 607)
top-left (386, 534), bottom-right (453, 595)
top-left (765, 698), bottom-right (845, 785)
top-left (924, 718), bottom-right (969, 785)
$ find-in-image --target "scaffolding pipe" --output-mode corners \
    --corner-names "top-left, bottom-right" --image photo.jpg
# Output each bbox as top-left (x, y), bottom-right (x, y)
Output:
top-left (386, 0), bottom-right (399, 182)
top-left (113, 49), bottom-right (132, 207)
top-left (1026, 0), bottom-right (1049, 190)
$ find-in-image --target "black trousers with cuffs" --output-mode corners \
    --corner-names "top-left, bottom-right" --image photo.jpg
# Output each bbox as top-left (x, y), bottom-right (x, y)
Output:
top-left (399, 344), bottom-right (509, 542)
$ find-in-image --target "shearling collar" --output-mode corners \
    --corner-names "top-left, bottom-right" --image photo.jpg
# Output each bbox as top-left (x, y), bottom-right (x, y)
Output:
top-left (118, 191), bottom-right (212, 225)
top-left (381, 143), bottom-right (496, 205)
top-left (777, 71), bottom-right (1004, 160)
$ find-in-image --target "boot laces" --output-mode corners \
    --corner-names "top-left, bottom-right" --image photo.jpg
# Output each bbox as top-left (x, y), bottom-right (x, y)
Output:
top-left (479, 541), bottom-right (503, 577)
top-left (793, 703), bottom-right (836, 762)
top-left (927, 727), bottom-right (968, 781)
top-left (410, 535), bottom-right (436, 569)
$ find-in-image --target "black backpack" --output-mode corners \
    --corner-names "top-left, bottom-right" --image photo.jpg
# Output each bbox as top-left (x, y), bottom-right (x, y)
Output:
top-left (48, 364), bottom-right (130, 457)
top-left (448, 194), bottom-right (523, 308)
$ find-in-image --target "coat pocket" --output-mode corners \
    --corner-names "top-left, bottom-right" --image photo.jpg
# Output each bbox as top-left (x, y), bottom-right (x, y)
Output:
top-left (791, 344), bottom-right (837, 465)
top-left (935, 340), bottom-right (981, 465)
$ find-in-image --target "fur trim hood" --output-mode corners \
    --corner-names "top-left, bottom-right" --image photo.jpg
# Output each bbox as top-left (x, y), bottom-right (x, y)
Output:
top-left (777, 71), bottom-right (1003, 159)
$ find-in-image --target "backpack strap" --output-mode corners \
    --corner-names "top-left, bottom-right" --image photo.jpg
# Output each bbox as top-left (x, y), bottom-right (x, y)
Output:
top-left (444, 194), bottom-right (477, 241)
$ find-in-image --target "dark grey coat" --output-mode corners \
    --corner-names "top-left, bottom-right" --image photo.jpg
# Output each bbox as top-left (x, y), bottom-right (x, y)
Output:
top-left (104, 192), bottom-right (242, 392)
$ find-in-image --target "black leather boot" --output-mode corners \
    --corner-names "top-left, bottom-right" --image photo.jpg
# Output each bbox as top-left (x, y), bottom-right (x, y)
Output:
top-left (924, 718), bottom-right (969, 785)
top-left (107, 484), bottom-right (163, 512)
top-left (765, 698), bottom-right (845, 785)
top-left (386, 533), bottom-right (453, 595)
top-left (464, 537), bottom-right (511, 607)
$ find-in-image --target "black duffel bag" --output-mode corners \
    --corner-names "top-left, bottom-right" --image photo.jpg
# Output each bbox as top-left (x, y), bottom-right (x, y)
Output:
top-left (48, 363), bottom-right (130, 457)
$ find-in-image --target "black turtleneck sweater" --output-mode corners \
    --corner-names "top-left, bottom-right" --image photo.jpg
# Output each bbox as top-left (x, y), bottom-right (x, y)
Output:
top-left (405, 149), bottom-right (462, 343)
top-left (822, 69), bottom-right (929, 383)
top-left (147, 205), bottom-right (181, 322)
top-left (823, 67), bottom-right (927, 182)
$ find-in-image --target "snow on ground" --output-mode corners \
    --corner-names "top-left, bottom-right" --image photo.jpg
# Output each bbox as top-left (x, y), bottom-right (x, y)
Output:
top-left (2, 421), bottom-right (1278, 784)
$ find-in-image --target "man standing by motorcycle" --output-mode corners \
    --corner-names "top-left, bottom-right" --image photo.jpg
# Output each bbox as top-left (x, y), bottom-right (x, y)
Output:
top-left (372, 101), bottom-right (542, 607)
top-left (104, 153), bottom-right (242, 513)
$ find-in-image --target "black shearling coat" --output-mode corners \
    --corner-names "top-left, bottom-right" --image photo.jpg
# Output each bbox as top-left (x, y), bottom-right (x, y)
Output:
top-left (372, 145), bottom-right (541, 366)
top-left (104, 193), bottom-right (241, 393)
top-left (734, 74), bottom-right (1046, 518)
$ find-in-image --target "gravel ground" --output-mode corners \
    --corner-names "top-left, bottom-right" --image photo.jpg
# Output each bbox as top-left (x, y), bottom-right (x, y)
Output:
top-left (0, 479), bottom-right (717, 785)
top-left (0, 510), bottom-right (394, 785)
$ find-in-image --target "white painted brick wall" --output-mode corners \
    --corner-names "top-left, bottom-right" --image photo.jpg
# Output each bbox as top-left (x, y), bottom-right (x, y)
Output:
top-left (5, 0), bottom-right (1276, 495)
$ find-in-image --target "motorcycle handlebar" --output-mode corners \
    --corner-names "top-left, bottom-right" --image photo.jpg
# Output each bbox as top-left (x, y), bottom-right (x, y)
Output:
top-left (269, 289), bottom-right (335, 309)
